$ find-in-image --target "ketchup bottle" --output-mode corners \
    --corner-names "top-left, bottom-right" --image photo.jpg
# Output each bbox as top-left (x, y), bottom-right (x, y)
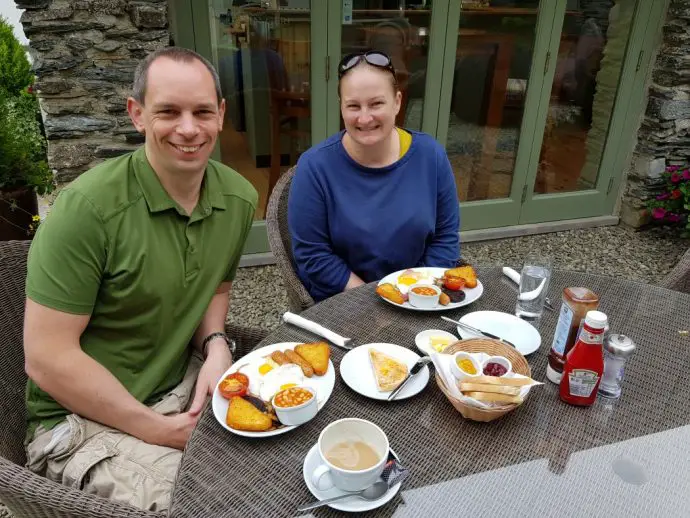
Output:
top-left (559, 310), bottom-right (608, 406)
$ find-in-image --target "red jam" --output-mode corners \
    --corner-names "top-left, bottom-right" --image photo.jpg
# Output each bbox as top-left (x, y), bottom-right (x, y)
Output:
top-left (483, 362), bottom-right (508, 376)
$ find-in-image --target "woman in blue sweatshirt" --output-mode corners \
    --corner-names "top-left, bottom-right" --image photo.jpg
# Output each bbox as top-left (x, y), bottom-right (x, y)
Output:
top-left (288, 51), bottom-right (460, 302)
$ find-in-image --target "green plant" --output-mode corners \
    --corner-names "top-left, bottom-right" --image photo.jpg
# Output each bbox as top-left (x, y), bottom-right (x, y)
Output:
top-left (0, 16), bottom-right (33, 95)
top-left (646, 165), bottom-right (690, 237)
top-left (0, 87), bottom-right (54, 195)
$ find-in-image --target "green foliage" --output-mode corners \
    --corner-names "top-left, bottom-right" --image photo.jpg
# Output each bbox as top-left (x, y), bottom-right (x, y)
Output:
top-left (646, 165), bottom-right (690, 238)
top-left (0, 87), bottom-right (54, 195)
top-left (0, 16), bottom-right (33, 95)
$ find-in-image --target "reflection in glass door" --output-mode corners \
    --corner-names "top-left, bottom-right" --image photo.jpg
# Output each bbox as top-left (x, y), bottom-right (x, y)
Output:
top-left (534, 0), bottom-right (635, 195)
top-left (206, 2), bottom-right (313, 219)
top-left (340, 1), bottom-right (435, 131)
top-left (443, 0), bottom-right (540, 203)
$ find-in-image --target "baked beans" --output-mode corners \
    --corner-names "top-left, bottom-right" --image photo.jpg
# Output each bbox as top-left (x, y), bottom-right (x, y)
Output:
top-left (274, 387), bottom-right (313, 408)
top-left (411, 286), bottom-right (438, 296)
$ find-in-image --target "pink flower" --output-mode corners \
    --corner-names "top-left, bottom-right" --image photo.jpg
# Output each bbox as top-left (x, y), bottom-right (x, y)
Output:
top-left (668, 166), bottom-right (680, 172)
top-left (671, 189), bottom-right (683, 199)
top-left (652, 207), bottom-right (667, 219)
top-left (683, 170), bottom-right (690, 181)
top-left (656, 193), bottom-right (670, 201)
top-left (667, 213), bottom-right (683, 223)
top-left (671, 173), bottom-right (682, 183)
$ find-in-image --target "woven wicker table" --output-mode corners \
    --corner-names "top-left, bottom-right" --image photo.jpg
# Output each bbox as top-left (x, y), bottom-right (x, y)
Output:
top-left (169, 268), bottom-right (690, 517)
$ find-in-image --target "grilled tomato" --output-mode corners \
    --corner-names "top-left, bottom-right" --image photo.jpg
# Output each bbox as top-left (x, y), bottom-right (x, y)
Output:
top-left (219, 372), bottom-right (249, 399)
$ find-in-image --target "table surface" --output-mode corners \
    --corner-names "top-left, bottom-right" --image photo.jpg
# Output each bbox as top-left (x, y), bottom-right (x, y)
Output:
top-left (169, 267), bottom-right (690, 517)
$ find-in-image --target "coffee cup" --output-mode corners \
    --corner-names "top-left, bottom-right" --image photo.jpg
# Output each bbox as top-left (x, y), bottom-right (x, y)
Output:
top-left (311, 418), bottom-right (389, 492)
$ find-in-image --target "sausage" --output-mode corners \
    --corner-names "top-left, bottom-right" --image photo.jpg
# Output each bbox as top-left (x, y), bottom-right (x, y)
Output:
top-left (284, 349), bottom-right (314, 378)
top-left (270, 350), bottom-right (291, 366)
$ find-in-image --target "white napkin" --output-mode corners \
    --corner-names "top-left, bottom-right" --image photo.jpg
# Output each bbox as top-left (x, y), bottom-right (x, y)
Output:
top-left (502, 266), bottom-right (545, 301)
top-left (282, 312), bottom-right (351, 348)
top-left (430, 351), bottom-right (542, 409)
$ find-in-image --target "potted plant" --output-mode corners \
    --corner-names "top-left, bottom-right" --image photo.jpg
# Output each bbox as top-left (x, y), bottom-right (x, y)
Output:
top-left (646, 165), bottom-right (690, 238)
top-left (0, 16), bottom-right (54, 240)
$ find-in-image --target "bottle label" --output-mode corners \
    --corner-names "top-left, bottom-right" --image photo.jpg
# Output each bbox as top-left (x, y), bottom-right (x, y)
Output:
top-left (567, 369), bottom-right (599, 398)
top-left (579, 325), bottom-right (604, 345)
top-left (550, 303), bottom-right (574, 356)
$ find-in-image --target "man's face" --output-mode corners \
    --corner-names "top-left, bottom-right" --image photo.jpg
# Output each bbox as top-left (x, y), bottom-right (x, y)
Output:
top-left (127, 57), bottom-right (225, 177)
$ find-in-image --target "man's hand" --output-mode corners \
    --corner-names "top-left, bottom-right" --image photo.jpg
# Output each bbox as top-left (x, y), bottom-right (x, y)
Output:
top-left (188, 339), bottom-right (233, 416)
top-left (154, 412), bottom-right (200, 450)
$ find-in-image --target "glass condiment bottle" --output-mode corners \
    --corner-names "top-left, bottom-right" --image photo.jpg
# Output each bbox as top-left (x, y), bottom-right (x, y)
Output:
top-left (559, 310), bottom-right (608, 406)
top-left (598, 334), bottom-right (636, 399)
top-left (546, 287), bottom-right (600, 384)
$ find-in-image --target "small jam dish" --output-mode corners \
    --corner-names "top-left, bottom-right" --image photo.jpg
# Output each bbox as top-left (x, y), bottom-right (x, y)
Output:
top-left (407, 283), bottom-right (441, 309)
top-left (481, 356), bottom-right (512, 377)
top-left (451, 352), bottom-right (482, 382)
top-left (272, 386), bottom-right (318, 426)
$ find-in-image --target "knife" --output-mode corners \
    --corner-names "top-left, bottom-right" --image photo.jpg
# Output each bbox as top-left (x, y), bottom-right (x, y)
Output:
top-left (387, 357), bottom-right (432, 401)
top-left (441, 316), bottom-right (517, 349)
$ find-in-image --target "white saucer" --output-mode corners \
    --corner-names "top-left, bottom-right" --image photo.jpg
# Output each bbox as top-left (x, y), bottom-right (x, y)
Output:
top-left (414, 329), bottom-right (458, 356)
top-left (456, 311), bottom-right (542, 355)
top-left (340, 343), bottom-right (430, 400)
top-left (302, 443), bottom-right (401, 512)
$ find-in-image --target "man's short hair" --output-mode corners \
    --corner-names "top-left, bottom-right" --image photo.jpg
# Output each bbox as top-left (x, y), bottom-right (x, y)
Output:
top-left (132, 47), bottom-right (223, 105)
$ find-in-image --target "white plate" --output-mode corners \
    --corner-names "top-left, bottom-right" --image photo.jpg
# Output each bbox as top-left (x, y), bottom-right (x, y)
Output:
top-left (414, 329), bottom-right (458, 356)
top-left (377, 267), bottom-right (483, 311)
top-left (456, 311), bottom-right (542, 355)
top-left (340, 343), bottom-right (429, 400)
top-left (302, 443), bottom-right (401, 512)
top-left (211, 342), bottom-right (335, 438)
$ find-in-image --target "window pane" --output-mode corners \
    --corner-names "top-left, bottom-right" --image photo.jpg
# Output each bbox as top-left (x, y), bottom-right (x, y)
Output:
top-left (534, 0), bottom-right (635, 194)
top-left (446, 0), bottom-right (540, 202)
top-left (208, 2), bottom-right (312, 219)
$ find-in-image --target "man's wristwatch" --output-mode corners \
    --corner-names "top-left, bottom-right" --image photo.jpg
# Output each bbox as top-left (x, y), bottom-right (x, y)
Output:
top-left (201, 332), bottom-right (236, 358)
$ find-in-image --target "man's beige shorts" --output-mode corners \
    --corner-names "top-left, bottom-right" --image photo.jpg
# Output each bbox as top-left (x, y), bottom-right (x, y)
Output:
top-left (25, 354), bottom-right (202, 513)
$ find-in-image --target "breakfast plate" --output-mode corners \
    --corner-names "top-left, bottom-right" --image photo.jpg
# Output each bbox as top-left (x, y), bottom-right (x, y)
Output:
top-left (376, 267), bottom-right (483, 312)
top-left (211, 342), bottom-right (335, 437)
top-left (415, 329), bottom-right (458, 356)
top-left (455, 311), bottom-right (542, 355)
top-left (339, 343), bottom-right (429, 401)
top-left (302, 443), bottom-right (402, 512)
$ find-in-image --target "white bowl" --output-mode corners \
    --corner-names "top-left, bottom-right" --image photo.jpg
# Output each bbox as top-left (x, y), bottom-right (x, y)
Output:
top-left (407, 283), bottom-right (441, 309)
top-left (272, 386), bottom-right (318, 426)
top-left (450, 352), bottom-right (482, 382)
top-left (414, 329), bottom-right (457, 355)
top-left (456, 311), bottom-right (542, 355)
top-left (481, 355), bottom-right (512, 377)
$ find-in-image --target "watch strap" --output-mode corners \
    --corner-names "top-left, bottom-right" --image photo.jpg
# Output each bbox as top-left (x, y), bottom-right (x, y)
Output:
top-left (201, 332), bottom-right (236, 357)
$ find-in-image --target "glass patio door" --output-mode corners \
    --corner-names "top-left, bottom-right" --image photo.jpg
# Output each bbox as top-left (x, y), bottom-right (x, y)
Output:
top-left (431, 0), bottom-right (652, 230)
top-left (519, 0), bottom-right (653, 224)
top-left (185, 0), bottom-right (329, 254)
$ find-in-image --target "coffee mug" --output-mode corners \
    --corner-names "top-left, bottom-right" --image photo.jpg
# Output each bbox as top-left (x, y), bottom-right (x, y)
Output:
top-left (311, 418), bottom-right (389, 492)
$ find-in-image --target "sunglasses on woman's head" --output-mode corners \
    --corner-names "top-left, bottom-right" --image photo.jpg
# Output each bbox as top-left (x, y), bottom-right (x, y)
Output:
top-left (338, 51), bottom-right (396, 79)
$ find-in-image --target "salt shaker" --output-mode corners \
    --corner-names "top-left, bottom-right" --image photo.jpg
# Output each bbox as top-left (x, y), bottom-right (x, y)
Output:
top-left (598, 334), bottom-right (636, 399)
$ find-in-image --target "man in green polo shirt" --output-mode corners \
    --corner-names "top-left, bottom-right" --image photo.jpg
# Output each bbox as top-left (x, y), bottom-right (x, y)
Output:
top-left (23, 47), bottom-right (258, 511)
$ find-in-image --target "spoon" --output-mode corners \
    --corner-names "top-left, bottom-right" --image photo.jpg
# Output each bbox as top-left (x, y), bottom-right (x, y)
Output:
top-left (296, 481), bottom-right (388, 512)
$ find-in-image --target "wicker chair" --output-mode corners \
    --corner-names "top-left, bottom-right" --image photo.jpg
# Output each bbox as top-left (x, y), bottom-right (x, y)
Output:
top-left (266, 167), bottom-right (315, 313)
top-left (0, 240), bottom-right (268, 518)
top-left (660, 247), bottom-right (690, 294)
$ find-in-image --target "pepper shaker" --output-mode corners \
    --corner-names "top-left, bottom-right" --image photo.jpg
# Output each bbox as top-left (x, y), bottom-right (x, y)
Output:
top-left (598, 334), bottom-right (636, 399)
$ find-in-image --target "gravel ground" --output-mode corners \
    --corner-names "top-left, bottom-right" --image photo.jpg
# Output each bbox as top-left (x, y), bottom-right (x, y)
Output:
top-left (227, 225), bottom-right (688, 330)
top-left (2, 224), bottom-right (686, 517)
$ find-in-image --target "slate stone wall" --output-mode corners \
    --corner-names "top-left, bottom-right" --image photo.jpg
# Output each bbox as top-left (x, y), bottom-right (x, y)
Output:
top-left (14, 0), bottom-right (169, 182)
top-left (621, 0), bottom-right (690, 227)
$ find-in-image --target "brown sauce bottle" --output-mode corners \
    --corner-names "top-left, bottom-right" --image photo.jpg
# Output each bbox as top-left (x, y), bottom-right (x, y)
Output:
top-left (546, 287), bottom-right (599, 384)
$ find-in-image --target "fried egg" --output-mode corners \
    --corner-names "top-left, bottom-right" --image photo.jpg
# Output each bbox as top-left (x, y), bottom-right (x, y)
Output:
top-left (396, 270), bottom-right (433, 295)
top-left (259, 364), bottom-right (305, 401)
top-left (238, 356), bottom-right (280, 395)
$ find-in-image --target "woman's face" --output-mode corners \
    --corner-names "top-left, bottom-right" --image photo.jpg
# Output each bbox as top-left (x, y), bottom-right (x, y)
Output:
top-left (340, 65), bottom-right (401, 147)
